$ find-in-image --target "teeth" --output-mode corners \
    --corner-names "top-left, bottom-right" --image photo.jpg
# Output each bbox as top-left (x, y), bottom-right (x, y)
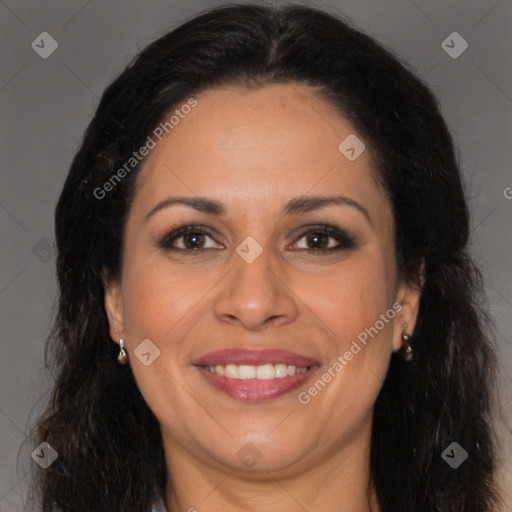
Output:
top-left (239, 365), bottom-right (256, 379)
top-left (256, 364), bottom-right (275, 380)
top-left (225, 364), bottom-right (238, 378)
top-left (203, 363), bottom-right (310, 379)
top-left (275, 364), bottom-right (288, 378)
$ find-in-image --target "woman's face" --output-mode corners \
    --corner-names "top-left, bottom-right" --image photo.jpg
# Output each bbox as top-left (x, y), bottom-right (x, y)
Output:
top-left (105, 83), bottom-right (420, 476)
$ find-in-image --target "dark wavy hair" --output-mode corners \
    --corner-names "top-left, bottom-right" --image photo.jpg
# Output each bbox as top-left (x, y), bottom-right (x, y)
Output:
top-left (30, 3), bottom-right (504, 511)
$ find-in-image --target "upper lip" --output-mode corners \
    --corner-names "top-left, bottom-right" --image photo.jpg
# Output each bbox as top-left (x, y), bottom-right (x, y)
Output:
top-left (193, 348), bottom-right (320, 368)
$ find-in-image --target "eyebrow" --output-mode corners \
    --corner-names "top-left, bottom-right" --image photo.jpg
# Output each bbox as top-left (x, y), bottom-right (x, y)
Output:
top-left (145, 195), bottom-right (371, 224)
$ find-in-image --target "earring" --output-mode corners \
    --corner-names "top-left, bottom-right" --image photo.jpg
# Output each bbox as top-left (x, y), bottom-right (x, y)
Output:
top-left (398, 323), bottom-right (413, 362)
top-left (117, 339), bottom-right (129, 365)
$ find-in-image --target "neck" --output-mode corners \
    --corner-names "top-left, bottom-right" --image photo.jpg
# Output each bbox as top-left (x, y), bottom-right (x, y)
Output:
top-left (162, 413), bottom-right (381, 512)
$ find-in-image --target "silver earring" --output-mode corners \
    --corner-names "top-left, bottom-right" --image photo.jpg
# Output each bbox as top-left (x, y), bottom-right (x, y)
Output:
top-left (117, 339), bottom-right (129, 365)
top-left (398, 323), bottom-right (413, 362)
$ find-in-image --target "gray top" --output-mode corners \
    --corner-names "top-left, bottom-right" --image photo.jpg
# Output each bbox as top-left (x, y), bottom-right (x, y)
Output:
top-left (152, 499), bottom-right (167, 512)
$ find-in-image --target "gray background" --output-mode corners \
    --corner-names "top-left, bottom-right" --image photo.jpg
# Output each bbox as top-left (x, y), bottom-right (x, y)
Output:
top-left (1, 0), bottom-right (511, 510)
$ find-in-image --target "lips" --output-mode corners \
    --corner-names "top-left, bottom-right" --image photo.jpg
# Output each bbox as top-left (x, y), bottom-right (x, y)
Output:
top-left (193, 348), bottom-right (321, 401)
top-left (193, 348), bottom-right (320, 367)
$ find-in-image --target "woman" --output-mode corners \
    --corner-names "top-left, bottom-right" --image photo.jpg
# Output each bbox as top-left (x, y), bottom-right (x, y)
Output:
top-left (30, 3), bottom-right (504, 511)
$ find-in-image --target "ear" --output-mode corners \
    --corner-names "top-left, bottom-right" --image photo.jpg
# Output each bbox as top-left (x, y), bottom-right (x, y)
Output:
top-left (391, 261), bottom-right (424, 352)
top-left (102, 267), bottom-right (125, 344)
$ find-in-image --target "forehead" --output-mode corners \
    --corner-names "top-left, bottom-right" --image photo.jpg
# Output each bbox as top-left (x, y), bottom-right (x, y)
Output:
top-left (131, 83), bottom-right (390, 221)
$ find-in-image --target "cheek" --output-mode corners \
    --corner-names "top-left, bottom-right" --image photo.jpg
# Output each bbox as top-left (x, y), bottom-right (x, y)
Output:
top-left (304, 263), bottom-right (395, 428)
top-left (325, 256), bottom-right (396, 398)
top-left (302, 252), bottom-right (394, 343)
top-left (119, 258), bottom-right (195, 417)
top-left (121, 253), bottom-right (203, 340)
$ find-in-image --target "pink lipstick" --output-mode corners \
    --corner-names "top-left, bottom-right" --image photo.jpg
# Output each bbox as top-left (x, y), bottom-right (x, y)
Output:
top-left (194, 349), bottom-right (320, 401)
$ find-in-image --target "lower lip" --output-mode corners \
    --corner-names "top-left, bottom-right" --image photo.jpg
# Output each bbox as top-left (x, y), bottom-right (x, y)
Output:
top-left (196, 365), bottom-right (319, 401)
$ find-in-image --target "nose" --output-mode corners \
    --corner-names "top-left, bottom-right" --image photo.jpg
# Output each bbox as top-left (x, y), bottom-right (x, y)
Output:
top-left (213, 246), bottom-right (299, 331)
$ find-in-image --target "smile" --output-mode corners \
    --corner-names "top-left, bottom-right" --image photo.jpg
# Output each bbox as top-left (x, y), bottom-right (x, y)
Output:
top-left (196, 364), bottom-right (319, 400)
top-left (193, 348), bottom-right (321, 401)
top-left (201, 363), bottom-right (310, 379)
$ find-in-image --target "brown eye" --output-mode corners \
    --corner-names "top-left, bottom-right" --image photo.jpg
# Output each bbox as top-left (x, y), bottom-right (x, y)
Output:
top-left (304, 232), bottom-right (331, 249)
top-left (291, 224), bottom-right (356, 252)
top-left (181, 232), bottom-right (207, 249)
top-left (159, 224), bottom-right (221, 251)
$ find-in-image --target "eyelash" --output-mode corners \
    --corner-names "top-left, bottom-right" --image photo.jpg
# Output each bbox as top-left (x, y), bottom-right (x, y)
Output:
top-left (158, 222), bottom-right (357, 254)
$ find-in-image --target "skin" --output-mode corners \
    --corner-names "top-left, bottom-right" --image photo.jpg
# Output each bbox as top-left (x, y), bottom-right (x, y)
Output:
top-left (104, 83), bottom-right (422, 512)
